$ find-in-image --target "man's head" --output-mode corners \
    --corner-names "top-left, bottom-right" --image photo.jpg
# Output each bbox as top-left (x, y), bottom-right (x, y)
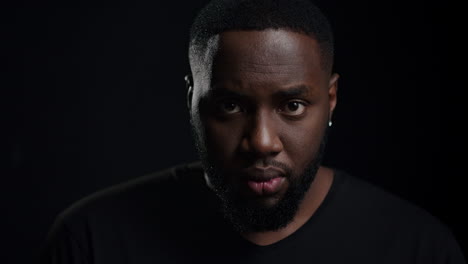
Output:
top-left (187, 0), bottom-right (338, 233)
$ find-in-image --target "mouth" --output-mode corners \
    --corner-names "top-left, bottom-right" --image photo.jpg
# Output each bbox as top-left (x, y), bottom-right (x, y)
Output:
top-left (242, 167), bottom-right (287, 196)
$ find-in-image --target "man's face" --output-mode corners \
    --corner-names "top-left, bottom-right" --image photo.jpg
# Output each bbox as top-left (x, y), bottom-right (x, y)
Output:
top-left (189, 29), bottom-right (338, 232)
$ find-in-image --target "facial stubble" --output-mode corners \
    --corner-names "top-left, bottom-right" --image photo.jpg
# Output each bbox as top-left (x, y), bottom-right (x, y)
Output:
top-left (190, 116), bottom-right (328, 233)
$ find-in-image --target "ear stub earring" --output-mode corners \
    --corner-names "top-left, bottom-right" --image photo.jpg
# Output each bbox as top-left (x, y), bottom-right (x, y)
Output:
top-left (184, 74), bottom-right (193, 89)
top-left (328, 120), bottom-right (333, 127)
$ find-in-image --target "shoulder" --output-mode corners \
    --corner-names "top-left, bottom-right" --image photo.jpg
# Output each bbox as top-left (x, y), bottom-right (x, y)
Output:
top-left (41, 162), bottom-right (212, 263)
top-left (334, 169), bottom-right (444, 229)
top-left (52, 161), bottom-right (205, 231)
top-left (331, 170), bottom-right (465, 262)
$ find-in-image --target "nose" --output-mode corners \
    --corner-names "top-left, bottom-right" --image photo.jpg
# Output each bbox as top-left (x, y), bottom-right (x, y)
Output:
top-left (240, 110), bottom-right (283, 157)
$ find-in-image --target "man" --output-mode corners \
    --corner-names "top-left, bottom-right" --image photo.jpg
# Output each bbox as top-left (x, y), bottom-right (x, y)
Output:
top-left (41, 0), bottom-right (465, 263)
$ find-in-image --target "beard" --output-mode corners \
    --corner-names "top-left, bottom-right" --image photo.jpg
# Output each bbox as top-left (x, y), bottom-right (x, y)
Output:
top-left (191, 116), bottom-right (328, 233)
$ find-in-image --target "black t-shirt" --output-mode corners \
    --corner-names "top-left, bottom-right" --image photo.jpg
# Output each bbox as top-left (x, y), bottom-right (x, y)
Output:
top-left (40, 162), bottom-right (466, 264)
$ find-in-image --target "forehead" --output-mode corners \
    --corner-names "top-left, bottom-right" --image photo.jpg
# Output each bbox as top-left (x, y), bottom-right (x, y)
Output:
top-left (217, 30), bottom-right (320, 67)
top-left (206, 29), bottom-right (327, 91)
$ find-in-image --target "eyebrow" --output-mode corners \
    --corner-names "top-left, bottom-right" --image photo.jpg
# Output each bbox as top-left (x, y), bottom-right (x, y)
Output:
top-left (273, 85), bottom-right (311, 98)
top-left (207, 89), bottom-right (245, 99)
top-left (208, 85), bottom-right (312, 99)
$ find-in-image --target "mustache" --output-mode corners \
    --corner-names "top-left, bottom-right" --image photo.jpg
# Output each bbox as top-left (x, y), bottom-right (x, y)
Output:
top-left (252, 159), bottom-right (293, 177)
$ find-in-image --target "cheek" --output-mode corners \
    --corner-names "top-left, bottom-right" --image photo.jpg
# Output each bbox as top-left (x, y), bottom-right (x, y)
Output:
top-left (281, 110), bottom-right (327, 171)
top-left (203, 118), bottom-right (244, 163)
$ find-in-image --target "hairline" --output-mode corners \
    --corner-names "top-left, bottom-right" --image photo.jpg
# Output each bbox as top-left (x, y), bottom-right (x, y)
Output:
top-left (190, 28), bottom-right (333, 79)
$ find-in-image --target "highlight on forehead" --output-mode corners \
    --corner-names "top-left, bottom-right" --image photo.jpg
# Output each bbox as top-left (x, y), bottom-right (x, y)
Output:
top-left (216, 30), bottom-right (322, 69)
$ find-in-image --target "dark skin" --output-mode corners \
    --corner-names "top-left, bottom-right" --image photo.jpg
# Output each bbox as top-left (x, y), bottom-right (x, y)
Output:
top-left (188, 29), bottom-right (339, 245)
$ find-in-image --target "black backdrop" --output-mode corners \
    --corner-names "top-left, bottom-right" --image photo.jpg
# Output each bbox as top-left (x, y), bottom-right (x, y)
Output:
top-left (4, 1), bottom-right (465, 263)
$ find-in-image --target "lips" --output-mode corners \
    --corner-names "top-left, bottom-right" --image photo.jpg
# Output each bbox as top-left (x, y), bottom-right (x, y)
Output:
top-left (242, 167), bottom-right (286, 196)
top-left (246, 177), bottom-right (286, 196)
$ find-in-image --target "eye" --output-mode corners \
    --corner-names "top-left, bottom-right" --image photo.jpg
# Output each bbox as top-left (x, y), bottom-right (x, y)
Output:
top-left (280, 101), bottom-right (307, 116)
top-left (219, 101), bottom-right (242, 114)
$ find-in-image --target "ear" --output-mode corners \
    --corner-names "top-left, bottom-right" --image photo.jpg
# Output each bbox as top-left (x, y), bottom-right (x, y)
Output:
top-left (185, 74), bottom-right (194, 111)
top-left (328, 73), bottom-right (339, 120)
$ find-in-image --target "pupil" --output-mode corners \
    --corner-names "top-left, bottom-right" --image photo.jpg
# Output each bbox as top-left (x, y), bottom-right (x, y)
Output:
top-left (225, 103), bottom-right (236, 111)
top-left (288, 102), bottom-right (299, 111)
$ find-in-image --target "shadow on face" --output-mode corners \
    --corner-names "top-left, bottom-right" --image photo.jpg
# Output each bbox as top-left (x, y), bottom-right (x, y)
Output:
top-left (189, 29), bottom-right (338, 205)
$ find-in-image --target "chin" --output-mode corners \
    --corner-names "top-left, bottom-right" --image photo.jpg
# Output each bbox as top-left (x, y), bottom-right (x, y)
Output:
top-left (247, 194), bottom-right (284, 209)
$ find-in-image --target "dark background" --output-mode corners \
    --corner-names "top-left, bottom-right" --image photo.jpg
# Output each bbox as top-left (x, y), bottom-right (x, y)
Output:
top-left (3, 1), bottom-right (464, 263)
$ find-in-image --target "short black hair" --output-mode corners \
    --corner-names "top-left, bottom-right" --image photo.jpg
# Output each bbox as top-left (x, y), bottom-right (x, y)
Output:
top-left (189, 0), bottom-right (334, 73)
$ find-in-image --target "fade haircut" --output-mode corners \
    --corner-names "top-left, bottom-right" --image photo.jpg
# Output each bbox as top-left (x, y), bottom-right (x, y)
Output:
top-left (188, 0), bottom-right (335, 76)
